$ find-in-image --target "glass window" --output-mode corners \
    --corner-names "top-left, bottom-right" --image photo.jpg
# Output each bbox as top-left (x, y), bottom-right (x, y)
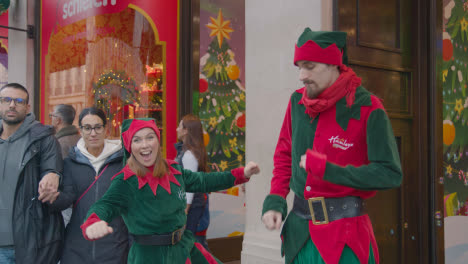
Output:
top-left (44, 8), bottom-right (165, 140)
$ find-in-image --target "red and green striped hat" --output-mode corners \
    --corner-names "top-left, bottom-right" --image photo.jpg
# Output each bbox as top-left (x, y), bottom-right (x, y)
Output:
top-left (294, 28), bottom-right (348, 66)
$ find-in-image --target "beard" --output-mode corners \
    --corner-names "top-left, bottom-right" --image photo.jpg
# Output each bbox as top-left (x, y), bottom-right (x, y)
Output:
top-left (305, 85), bottom-right (319, 99)
top-left (1, 110), bottom-right (27, 125)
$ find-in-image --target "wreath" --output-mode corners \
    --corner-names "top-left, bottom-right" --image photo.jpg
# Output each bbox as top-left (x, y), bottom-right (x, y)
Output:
top-left (92, 70), bottom-right (139, 123)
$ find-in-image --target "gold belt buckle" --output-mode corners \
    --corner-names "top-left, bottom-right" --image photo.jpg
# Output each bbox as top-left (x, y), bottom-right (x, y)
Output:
top-left (172, 226), bottom-right (185, 245)
top-left (307, 197), bottom-right (329, 225)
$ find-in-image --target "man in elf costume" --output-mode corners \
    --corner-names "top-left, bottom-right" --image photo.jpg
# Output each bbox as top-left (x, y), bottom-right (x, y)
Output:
top-left (261, 28), bottom-right (403, 264)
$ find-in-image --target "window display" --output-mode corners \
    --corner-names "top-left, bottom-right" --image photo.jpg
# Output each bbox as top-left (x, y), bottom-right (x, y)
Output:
top-left (41, 1), bottom-right (179, 156)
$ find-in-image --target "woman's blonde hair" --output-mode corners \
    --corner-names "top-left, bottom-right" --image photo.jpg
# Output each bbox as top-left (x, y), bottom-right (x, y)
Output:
top-left (127, 143), bottom-right (169, 178)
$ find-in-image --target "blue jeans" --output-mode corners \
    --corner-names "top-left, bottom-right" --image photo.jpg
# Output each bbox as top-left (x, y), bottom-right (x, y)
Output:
top-left (0, 246), bottom-right (15, 264)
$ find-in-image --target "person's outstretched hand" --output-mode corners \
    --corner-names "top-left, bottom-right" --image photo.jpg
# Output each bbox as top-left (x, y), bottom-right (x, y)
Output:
top-left (244, 162), bottom-right (260, 179)
top-left (86, 220), bottom-right (113, 240)
top-left (262, 210), bottom-right (282, 230)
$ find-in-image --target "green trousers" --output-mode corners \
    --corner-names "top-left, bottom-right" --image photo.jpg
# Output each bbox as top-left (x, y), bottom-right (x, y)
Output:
top-left (293, 240), bottom-right (376, 264)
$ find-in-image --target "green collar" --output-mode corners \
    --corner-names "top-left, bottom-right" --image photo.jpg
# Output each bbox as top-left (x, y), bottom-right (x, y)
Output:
top-left (335, 86), bottom-right (372, 131)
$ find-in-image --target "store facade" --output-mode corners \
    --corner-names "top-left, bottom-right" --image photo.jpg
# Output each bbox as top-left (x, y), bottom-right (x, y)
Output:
top-left (40, 0), bottom-right (179, 157)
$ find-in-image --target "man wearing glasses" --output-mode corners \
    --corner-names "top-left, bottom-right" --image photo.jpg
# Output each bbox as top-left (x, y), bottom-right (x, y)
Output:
top-left (0, 83), bottom-right (64, 264)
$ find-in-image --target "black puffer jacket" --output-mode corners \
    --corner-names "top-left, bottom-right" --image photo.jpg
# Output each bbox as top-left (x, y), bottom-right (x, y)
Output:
top-left (11, 121), bottom-right (64, 264)
top-left (50, 146), bottom-right (129, 264)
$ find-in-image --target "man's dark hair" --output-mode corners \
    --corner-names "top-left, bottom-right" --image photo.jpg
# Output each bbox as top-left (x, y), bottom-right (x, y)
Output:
top-left (54, 104), bottom-right (76, 125)
top-left (0, 83), bottom-right (29, 103)
top-left (78, 107), bottom-right (107, 127)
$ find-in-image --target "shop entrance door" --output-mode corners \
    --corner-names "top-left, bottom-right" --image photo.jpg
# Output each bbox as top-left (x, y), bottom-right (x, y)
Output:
top-left (336, 0), bottom-right (442, 263)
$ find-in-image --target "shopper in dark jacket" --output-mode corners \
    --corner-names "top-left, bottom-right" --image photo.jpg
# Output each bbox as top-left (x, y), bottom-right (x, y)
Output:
top-left (49, 107), bottom-right (129, 264)
top-left (0, 83), bottom-right (64, 264)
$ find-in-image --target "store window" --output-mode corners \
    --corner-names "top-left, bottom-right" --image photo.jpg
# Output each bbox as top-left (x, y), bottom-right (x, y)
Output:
top-left (41, 1), bottom-right (180, 156)
top-left (46, 8), bottom-right (165, 139)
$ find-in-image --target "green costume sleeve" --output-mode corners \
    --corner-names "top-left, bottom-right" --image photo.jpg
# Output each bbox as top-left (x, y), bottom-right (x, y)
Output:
top-left (324, 109), bottom-right (402, 190)
top-left (262, 194), bottom-right (288, 220)
top-left (183, 169), bottom-right (239, 193)
top-left (86, 175), bottom-right (133, 222)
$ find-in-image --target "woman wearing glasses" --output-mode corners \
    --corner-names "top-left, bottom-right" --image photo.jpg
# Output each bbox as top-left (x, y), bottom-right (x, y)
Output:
top-left (49, 107), bottom-right (129, 264)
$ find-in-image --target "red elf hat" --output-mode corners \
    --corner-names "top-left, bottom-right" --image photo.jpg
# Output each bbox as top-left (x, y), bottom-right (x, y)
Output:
top-left (293, 28), bottom-right (348, 66)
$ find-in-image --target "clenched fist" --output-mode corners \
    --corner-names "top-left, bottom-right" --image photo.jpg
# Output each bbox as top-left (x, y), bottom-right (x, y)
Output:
top-left (244, 162), bottom-right (260, 179)
top-left (262, 210), bottom-right (282, 230)
top-left (86, 221), bottom-right (113, 240)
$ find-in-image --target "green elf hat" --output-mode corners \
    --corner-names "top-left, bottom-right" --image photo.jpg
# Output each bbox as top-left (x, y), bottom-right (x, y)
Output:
top-left (294, 28), bottom-right (348, 66)
top-left (121, 118), bottom-right (160, 164)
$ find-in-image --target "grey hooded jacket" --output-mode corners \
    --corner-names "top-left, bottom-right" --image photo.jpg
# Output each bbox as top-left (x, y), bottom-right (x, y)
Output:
top-left (0, 113), bottom-right (64, 264)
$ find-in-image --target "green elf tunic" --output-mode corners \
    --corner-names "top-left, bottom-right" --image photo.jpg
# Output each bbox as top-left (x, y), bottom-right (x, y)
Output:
top-left (262, 86), bottom-right (402, 264)
top-left (81, 160), bottom-right (248, 264)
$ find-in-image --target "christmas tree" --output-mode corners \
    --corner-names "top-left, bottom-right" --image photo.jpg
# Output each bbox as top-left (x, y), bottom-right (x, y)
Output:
top-left (443, 0), bottom-right (468, 213)
top-left (198, 9), bottom-right (246, 171)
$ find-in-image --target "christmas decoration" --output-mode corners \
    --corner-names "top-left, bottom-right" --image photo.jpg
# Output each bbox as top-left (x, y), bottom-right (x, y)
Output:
top-left (206, 9), bottom-right (233, 48)
top-left (145, 63), bottom-right (164, 79)
top-left (444, 119), bottom-right (456, 146)
top-left (0, 0), bottom-right (9, 15)
top-left (444, 38), bottom-right (454, 61)
top-left (226, 64), bottom-right (240, 80)
top-left (236, 112), bottom-right (246, 128)
top-left (199, 78), bottom-right (208, 93)
top-left (443, 0), bottom-right (468, 213)
top-left (199, 8), bottom-right (246, 170)
top-left (203, 130), bottom-right (210, 146)
top-left (93, 70), bottom-right (139, 135)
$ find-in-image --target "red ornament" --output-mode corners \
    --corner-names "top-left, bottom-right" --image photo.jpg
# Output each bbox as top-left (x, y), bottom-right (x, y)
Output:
top-left (199, 78), bottom-right (208, 93)
top-left (443, 39), bottom-right (453, 61)
top-left (236, 113), bottom-right (246, 128)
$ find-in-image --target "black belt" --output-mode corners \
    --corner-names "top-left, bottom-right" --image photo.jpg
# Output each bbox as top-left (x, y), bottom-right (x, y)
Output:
top-left (130, 226), bottom-right (185, 246)
top-left (292, 195), bottom-right (365, 225)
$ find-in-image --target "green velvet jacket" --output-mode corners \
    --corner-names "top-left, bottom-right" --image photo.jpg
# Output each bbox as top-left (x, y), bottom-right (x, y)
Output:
top-left (82, 161), bottom-right (248, 264)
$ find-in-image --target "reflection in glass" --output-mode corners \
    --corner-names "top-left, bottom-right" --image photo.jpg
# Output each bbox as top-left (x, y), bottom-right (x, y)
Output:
top-left (45, 8), bottom-right (165, 139)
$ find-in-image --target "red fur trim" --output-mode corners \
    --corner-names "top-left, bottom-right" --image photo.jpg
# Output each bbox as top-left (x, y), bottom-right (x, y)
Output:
top-left (80, 213), bottom-right (102, 241)
top-left (232, 167), bottom-right (249, 185)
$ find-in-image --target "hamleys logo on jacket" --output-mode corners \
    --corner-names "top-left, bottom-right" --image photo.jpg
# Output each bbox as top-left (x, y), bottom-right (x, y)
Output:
top-left (328, 136), bottom-right (354, 150)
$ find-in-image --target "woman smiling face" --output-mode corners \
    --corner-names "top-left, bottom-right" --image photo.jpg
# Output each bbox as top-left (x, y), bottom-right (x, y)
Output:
top-left (131, 127), bottom-right (159, 167)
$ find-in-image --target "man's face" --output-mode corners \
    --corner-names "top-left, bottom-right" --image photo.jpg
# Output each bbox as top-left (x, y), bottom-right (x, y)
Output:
top-left (297, 61), bottom-right (340, 99)
top-left (49, 107), bottom-right (61, 129)
top-left (0, 88), bottom-right (30, 125)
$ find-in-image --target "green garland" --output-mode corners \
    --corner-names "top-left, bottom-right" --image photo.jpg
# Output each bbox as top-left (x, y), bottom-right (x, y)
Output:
top-left (93, 70), bottom-right (139, 121)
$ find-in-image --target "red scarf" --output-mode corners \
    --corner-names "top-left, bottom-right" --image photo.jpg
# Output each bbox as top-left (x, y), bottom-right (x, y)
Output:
top-left (299, 65), bottom-right (361, 118)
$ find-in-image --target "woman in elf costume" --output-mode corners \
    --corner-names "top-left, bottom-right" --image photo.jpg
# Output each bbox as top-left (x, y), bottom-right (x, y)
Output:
top-left (261, 28), bottom-right (402, 264)
top-left (81, 118), bottom-right (260, 263)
